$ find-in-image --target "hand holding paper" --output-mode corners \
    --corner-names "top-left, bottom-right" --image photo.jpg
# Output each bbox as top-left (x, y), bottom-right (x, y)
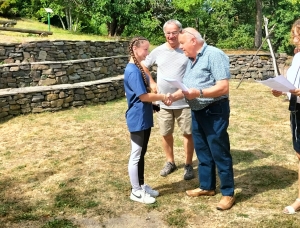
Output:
top-left (256, 75), bottom-right (296, 92)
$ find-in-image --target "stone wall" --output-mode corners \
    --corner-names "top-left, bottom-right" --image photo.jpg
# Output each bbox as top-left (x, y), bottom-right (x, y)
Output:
top-left (0, 75), bottom-right (124, 120)
top-left (148, 53), bottom-right (289, 80)
top-left (228, 53), bottom-right (288, 80)
top-left (0, 56), bottom-right (128, 89)
top-left (0, 40), bottom-right (292, 122)
top-left (0, 40), bottom-right (129, 63)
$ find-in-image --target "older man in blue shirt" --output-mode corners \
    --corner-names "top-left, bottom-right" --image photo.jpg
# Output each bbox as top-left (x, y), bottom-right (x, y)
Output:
top-left (170, 27), bottom-right (235, 210)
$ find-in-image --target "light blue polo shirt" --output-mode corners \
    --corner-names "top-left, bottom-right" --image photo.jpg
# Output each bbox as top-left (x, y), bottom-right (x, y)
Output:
top-left (182, 43), bottom-right (230, 110)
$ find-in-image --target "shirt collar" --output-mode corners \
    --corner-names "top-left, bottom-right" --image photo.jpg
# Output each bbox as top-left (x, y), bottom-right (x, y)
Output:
top-left (197, 42), bottom-right (207, 57)
top-left (188, 42), bottom-right (207, 62)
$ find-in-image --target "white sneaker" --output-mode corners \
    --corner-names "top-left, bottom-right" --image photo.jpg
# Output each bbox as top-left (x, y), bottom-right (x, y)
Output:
top-left (142, 184), bottom-right (159, 197)
top-left (130, 189), bottom-right (156, 204)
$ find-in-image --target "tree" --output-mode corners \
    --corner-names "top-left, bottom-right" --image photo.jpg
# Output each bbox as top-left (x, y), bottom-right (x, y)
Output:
top-left (0, 0), bottom-right (19, 16)
top-left (267, 0), bottom-right (300, 54)
top-left (255, 0), bottom-right (262, 48)
top-left (38, 0), bottom-right (88, 31)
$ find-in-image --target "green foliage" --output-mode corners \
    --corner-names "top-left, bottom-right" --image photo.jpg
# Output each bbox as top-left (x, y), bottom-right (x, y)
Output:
top-left (202, 0), bottom-right (239, 45)
top-left (0, 0), bottom-right (18, 15)
top-left (2, 0), bottom-right (300, 51)
top-left (267, 0), bottom-right (300, 54)
top-left (172, 0), bottom-right (204, 12)
top-left (216, 24), bottom-right (254, 49)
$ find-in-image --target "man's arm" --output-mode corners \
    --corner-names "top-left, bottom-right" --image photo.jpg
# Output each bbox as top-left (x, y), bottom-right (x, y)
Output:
top-left (182, 79), bottom-right (229, 100)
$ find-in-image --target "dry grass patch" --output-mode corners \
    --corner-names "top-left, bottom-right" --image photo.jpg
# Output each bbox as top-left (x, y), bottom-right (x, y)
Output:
top-left (0, 81), bottom-right (300, 227)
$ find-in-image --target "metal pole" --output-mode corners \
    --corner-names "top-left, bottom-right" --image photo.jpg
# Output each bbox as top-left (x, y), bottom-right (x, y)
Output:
top-left (236, 24), bottom-right (276, 89)
top-left (47, 13), bottom-right (50, 32)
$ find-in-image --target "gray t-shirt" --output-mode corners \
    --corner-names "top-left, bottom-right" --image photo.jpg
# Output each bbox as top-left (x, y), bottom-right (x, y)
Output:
top-left (142, 43), bottom-right (189, 109)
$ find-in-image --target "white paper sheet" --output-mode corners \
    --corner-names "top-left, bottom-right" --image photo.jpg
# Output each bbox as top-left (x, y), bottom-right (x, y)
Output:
top-left (256, 75), bottom-right (296, 92)
top-left (162, 78), bottom-right (189, 91)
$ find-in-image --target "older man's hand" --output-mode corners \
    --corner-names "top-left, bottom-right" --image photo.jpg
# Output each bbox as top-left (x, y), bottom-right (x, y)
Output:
top-left (163, 93), bottom-right (173, 106)
top-left (182, 88), bottom-right (199, 100)
top-left (271, 89), bottom-right (283, 97)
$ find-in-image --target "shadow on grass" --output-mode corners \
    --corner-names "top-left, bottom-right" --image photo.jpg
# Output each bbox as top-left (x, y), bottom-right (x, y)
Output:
top-left (234, 164), bottom-right (297, 203)
top-left (231, 149), bottom-right (271, 165)
top-left (155, 149), bottom-right (297, 205)
top-left (231, 149), bottom-right (298, 203)
top-left (0, 173), bottom-right (102, 227)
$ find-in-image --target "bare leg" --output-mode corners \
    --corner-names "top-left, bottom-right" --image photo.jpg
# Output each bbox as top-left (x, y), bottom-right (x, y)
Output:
top-left (283, 153), bottom-right (300, 213)
top-left (183, 134), bottom-right (194, 165)
top-left (162, 134), bottom-right (174, 163)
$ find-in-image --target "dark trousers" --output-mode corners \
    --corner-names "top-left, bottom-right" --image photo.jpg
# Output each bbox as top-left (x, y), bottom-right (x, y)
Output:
top-left (290, 103), bottom-right (300, 153)
top-left (191, 100), bottom-right (234, 196)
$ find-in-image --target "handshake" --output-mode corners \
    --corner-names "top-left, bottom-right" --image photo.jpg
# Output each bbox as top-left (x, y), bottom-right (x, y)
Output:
top-left (162, 93), bottom-right (174, 106)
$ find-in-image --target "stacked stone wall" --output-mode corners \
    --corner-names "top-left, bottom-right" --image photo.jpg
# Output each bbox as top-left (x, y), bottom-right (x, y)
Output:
top-left (0, 56), bottom-right (128, 89)
top-left (0, 39), bottom-right (292, 121)
top-left (0, 40), bottom-right (129, 63)
top-left (228, 53), bottom-right (288, 79)
top-left (0, 75), bottom-right (124, 120)
top-left (149, 53), bottom-right (289, 80)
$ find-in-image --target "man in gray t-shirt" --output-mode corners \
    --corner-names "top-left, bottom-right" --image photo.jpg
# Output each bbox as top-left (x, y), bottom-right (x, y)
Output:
top-left (142, 19), bottom-right (195, 180)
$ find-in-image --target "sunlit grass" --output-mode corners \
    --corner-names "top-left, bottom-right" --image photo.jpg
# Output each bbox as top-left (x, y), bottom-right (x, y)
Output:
top-left (0, 81), bottom-right (300, 227)
top-left (0, 17), bottom-right (115, 43)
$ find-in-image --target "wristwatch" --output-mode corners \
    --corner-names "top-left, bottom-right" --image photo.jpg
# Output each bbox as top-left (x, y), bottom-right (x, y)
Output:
top-left (199, 89), bottom-right (204, 98)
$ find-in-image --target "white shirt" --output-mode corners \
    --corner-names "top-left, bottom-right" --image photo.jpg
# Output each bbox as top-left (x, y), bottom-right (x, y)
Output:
top-left (287, 53), bottom-right (300, 103)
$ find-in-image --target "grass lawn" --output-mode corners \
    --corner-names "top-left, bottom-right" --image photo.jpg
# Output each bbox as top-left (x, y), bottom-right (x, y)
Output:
top-left (0, 17), bottom-right (116, 43)
top-left (0, 80), bottom-right (300, 227)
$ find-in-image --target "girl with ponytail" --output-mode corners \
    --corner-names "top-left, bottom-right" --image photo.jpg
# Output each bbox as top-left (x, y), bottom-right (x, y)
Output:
top-left (124, 36), bottom-right (170, 204)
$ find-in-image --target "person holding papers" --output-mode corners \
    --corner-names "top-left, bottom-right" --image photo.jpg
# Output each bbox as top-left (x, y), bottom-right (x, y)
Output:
top-left (142, 19), bottom-right (195, 180)
top-left (272, 19), bottom-right (300, 214)
top-left (170, 27), bottom-right (235, 210)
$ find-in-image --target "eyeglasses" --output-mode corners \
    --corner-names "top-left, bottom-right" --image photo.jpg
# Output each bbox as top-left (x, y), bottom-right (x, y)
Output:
top-left (164, 31), bottom-right (180, 36)
top-left (181, 29), bottom-right (197, 38)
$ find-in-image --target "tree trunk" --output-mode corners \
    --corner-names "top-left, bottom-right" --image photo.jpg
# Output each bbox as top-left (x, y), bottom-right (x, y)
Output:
top-left (255, 0), bottom-right (262, 48)
top-left (195, 18), bottom-right (200, 31)
top-left (65, 8), bottom-right (73, 31)
top-left (69, 8), bottom-right (72, 31)
top-left (74, 17), bottom-right (78, 32)
top-left (108, 17), bottom-right (117, 37)
top-left (0, 27), bottom-right (53, 35)
top-left (65, 8), bottom-right (70, 30)
top-left (58, 16), bottom-right (66, 30)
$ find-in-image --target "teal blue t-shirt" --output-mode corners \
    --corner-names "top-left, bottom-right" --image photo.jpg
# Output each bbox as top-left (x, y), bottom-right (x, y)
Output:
top-left (124, 63), bottom-right (153, 132)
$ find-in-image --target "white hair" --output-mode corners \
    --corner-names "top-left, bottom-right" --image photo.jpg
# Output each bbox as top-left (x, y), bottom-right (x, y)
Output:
top-left (163, 19), bottom-right (182, 33)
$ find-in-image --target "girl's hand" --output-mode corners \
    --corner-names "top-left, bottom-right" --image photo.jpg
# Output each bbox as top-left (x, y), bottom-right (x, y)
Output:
top-left (289, 88), bottom-right (300, 96)
top-left (271, 89), bottom-right (283, 97)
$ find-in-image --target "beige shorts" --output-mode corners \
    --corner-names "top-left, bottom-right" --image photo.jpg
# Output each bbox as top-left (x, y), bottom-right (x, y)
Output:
top-left (157, 108), bottom-right (192, 136)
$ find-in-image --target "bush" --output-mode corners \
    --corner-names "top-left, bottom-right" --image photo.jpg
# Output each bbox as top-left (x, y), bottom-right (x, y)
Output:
top-left (216, 24), bottom-right (254, 49)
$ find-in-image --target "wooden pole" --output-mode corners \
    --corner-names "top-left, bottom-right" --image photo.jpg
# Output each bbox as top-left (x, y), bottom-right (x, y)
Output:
top-left (263, 16), bottom-right (279, 76)
top-left (0, 27), bottom-right (53, 35)
top-left (236, 24), bottom-right (276, 89)
top-left (0, 20), bottom-right (17, 26)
